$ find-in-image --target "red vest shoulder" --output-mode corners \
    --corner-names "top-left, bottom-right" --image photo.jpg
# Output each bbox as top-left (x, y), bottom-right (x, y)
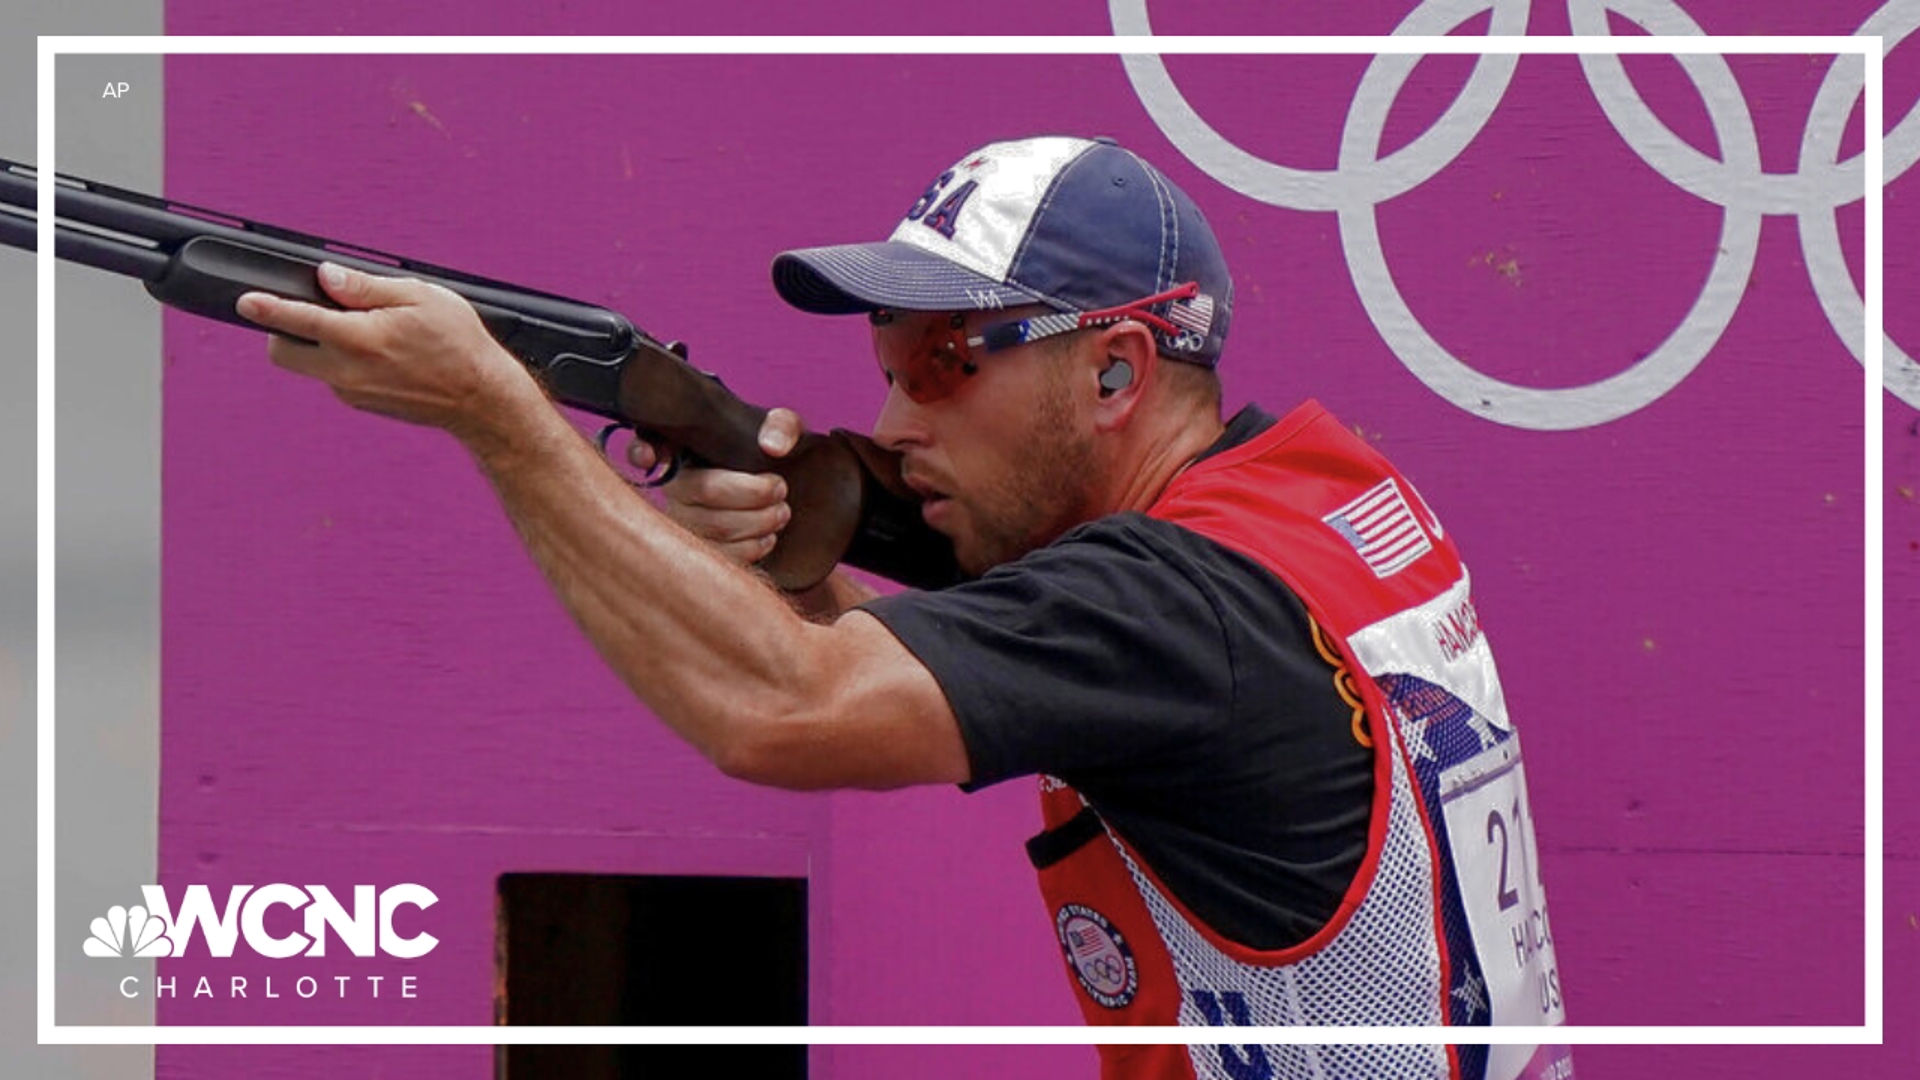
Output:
top-left (1148, 401), bottom-right (1464, 637)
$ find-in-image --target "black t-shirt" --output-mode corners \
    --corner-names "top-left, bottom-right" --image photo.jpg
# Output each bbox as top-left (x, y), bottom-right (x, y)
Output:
top-left (861, 405), bottom-right (1374, 950)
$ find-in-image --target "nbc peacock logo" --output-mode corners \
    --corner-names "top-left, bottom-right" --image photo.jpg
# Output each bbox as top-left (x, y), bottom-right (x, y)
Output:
top-left (83, 904), bottom-right (173, 959)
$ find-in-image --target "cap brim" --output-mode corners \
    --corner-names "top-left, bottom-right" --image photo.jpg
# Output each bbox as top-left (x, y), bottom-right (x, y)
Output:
top-left (772, 241), bottom-right (1046, 314)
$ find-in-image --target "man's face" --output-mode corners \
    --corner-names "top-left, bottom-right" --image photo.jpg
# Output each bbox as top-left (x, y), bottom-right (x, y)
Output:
top-left (870, 307), bottom-right (1105, 575)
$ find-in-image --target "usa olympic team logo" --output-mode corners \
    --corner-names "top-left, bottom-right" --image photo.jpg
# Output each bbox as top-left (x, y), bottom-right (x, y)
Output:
top-left (1112, 0), bottom-right (1920, 425)
top-left (1056, 903), bottom-right (1139, 1009)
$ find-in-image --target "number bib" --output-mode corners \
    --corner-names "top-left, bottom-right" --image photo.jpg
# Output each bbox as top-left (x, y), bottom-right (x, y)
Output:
top-left (1439, 736), bottom-right (1567, 1056)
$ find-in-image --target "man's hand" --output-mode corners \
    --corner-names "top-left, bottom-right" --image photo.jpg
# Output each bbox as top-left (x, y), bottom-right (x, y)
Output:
top-left (235, 262), bottom-right (540, 449)
top-left (630, 408), bottom-right (803, 567)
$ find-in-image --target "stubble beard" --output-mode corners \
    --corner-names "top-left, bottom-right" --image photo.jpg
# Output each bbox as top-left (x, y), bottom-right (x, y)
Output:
top-left (951, 372), bottom-right (1103, 575)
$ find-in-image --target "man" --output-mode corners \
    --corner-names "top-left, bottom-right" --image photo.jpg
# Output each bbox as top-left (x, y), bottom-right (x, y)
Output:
top-left (237, 135), bottom-right (1570, 1079)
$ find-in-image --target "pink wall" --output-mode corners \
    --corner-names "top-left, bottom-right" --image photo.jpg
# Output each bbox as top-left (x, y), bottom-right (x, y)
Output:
top-left (155, 3), bottom-right (1911, 1077)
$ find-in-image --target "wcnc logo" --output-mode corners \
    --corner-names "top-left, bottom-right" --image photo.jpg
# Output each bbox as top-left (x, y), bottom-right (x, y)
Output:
top-left (82, 884), bottom-right (438, 960)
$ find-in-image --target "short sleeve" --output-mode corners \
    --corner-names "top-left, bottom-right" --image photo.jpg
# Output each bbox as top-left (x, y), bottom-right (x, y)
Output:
top-left (860, 515), bottom-right (1236, 789)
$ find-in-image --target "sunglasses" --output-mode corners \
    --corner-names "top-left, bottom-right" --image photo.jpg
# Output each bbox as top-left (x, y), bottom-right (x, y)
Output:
top-left (869, 282), bottom-right (1200, 404)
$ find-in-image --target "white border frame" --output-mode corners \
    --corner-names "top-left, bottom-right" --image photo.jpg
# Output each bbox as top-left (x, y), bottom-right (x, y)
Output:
top-left (37, 34), bottom-right (1883, 1048)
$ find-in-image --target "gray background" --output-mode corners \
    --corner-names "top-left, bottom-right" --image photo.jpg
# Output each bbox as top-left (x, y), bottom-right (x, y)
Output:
top-left (4, 1), bottom-right (163, 1076)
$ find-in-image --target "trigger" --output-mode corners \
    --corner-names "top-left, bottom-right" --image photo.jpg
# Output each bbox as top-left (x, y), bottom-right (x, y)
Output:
top-left (597, 422), bottom-right (685, 488)
top-left (643, 450), bottom-right (686, 488)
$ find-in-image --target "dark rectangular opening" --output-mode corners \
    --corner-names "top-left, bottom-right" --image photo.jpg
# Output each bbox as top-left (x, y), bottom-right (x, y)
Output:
top-left (495, 872), bottom-right (806, 1080)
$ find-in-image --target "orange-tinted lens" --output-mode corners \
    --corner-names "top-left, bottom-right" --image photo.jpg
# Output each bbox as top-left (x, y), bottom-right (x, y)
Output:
top-left (872, 313), bottom-right (977, 404)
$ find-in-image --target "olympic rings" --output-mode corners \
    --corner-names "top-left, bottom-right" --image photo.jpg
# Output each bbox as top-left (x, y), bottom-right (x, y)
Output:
top-left (1112, 0), bottom-right (1531, 213)
top-left (1112, 0), bottom-right (1919, 427)
top-left (1800, 1), bottom-right (1920, 405)
top-left (1080, 953), bottom-right (1126, 987)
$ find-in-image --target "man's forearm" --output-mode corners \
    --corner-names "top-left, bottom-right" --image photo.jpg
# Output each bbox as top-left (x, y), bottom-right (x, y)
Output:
top-left (235, 266), bottom-right (967, 790)
top-left (459, 381), bottom-right (836, 770)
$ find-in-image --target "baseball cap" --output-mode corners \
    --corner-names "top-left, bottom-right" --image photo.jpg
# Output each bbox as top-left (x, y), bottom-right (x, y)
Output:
top-left (771, 135), bottom-right (1233, 367)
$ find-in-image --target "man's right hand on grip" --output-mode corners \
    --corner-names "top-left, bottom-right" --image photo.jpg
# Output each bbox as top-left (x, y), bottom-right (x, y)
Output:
top-left (630, 408), bottom-right (805, 570)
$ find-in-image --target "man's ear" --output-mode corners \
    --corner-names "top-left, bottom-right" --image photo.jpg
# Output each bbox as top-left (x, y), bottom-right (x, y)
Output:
top-left (1088, 322), bottom-right (1157, 432)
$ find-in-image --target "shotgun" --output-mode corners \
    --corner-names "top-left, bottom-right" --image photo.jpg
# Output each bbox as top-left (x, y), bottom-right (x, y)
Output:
top-left (0, 158), bottom-right (962, 592)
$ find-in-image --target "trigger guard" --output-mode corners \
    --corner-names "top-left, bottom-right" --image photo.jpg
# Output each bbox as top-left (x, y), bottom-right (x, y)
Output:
top-left (596, 423), bottom-right (685, 488)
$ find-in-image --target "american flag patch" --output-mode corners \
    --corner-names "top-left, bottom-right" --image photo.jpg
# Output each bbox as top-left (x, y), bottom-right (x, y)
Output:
top-left (1166, 293), bottom-right (1214, 336)
top-left (1323, 479), bottom-right (1433, 579)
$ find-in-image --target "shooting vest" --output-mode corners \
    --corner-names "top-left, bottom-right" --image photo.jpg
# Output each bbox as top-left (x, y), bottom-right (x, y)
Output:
top-left (1030, 401), bottom-right (1573, 1080)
